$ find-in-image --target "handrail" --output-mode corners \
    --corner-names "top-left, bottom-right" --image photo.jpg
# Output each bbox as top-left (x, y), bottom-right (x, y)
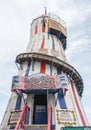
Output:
top-left (48, 104), bottom-right (52, 130)
top-left (15, 104), bottom-right (28, 130)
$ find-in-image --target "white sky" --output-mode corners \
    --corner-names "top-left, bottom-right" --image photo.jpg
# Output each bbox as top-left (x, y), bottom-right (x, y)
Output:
top-left (0, 0), bottom-right (91, 125)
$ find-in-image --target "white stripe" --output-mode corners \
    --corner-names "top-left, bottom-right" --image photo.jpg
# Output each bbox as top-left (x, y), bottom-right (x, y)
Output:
top-left (73, 85), bottom-right (89, 125)
top-left (69, 82), bottom-right (81, 125)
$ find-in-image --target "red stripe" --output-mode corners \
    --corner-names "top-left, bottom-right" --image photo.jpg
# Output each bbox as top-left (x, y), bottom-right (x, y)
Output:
top-left (40, 35), bottom-right (45, 73)
top-left (40, 62), bottom-right (46, 73)
top-left (70, 81), bottom-right (87, 126)
top-left (41, 35), bottom-right (45, 49)
top-left (48, 105), bottom-right (52, 130)
top-left (35, 25), bottom-right (38, 34)
top-left (42, 23), bottom-right (46, 32)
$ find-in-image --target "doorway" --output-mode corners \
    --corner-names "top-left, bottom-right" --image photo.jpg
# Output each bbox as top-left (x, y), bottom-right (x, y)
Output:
top-left (33, 94), bottom-right (47, 124)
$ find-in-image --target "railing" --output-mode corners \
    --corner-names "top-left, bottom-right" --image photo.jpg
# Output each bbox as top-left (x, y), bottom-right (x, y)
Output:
top-left (47, 105), bottom-right (52, 130)
top-left (15, 105), bottom-right (28, 130)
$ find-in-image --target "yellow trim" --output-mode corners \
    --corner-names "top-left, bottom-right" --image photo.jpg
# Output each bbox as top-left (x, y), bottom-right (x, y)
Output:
top-left (26, 125), bottom-right (47, 128)
top-left (48, 19), bottom-right (67, 36)
top-left (8, 110), bottom-right (22, 125)
top-left (48, 19), bottom-right (61, 31)
top-left (56, 109), bottom-right (76, 125)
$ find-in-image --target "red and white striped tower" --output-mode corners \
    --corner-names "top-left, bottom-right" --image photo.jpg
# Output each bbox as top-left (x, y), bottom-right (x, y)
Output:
top-left (1, 12), bottom-right (89, 130)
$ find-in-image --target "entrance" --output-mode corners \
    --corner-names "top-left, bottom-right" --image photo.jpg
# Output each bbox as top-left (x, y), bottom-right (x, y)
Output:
top-left (33, 94), bottom-right (47, 124)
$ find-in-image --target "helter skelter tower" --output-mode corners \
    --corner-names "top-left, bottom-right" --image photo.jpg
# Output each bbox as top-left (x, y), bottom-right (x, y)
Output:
top-left (1, 12), bottom-right (90, 130)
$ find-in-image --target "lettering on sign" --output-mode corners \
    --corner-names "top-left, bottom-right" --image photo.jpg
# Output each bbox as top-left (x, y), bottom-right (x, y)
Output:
top-left (12, 73), bottom-right (69, 91)
top-left (56, 109), bottom-right (76, 125)
top-left (57, 74), bottom-right (68, 88)
top-left (8, 110), bottom-right (22, 125)
top-left (38, 49), bottom-right (48, 54)
top-left (51, 22), bottom-right (60, 30)
top-left (22, 75), bottom-right (55, 90)
top-left (48, 20), bottom-right (61, 31)
top-left (48, 19), bottom-right (67, 37)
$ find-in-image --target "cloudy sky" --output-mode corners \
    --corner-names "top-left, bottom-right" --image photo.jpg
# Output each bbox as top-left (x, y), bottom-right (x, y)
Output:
top-left (0, 0), bottom-right (91, 125)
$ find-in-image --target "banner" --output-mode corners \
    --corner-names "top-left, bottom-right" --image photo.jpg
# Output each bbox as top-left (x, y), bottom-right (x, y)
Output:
top-left (11, 73), bottom-right (68, 91)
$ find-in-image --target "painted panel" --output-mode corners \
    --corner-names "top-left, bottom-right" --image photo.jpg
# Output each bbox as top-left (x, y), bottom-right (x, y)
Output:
top-left (48, 19), bottom-right (67, 36)
top-left (38, 48), bottom-right (48, 54)
top-left (48, 19), bottom-right (61, 31)
top-left (56, 109), bottom-right (76, 125)
top-left (8, 110), bottom-right (22, 125)
top-left (11, 74), bottom-right (69, 91)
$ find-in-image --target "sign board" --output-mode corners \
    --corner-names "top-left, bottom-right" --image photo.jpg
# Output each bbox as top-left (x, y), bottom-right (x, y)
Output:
top-left (8, 110), bottom-right (22, 125)
top-left (20, 74), bottom-right (56, 90)
top-left (56, 109), bottom-right (76, 125)
top-left (57, 75), bottom-right (68, 88)
top-left (36, 105), bottom-right (46, 112)
top-left (63, 127), bottom-right (91, 130)
top-left (38, 49), bottom-right (48, 54)
top-left (48, 19), bottom-right (67, 37)
top-left (51, 49), bottom-right (60, 57)
top-left (49, 19), bottom-right (61, 31)
top-left (12, 73), bottom-right (68, 91)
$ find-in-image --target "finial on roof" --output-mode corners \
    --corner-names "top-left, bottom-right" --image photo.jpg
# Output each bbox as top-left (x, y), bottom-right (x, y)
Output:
top-left (44, 6), bottom-right (47, 15)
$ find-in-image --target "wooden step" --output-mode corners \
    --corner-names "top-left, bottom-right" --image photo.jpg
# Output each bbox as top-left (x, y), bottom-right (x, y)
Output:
top-left (25, 125), bottom-right (47, 130)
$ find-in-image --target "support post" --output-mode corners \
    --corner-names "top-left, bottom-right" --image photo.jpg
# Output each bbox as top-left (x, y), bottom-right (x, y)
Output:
top-left (47, 104), bottom-right (52, 130)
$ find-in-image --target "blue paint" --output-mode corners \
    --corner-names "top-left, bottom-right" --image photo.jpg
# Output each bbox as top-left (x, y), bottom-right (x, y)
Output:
top-left (15, 91), bottom-right (22, 110)
top-left (35, 106), bottom-right (47, 124)
top-left (57, 68), bottom-right (61, 74)
top-left (52, 36), bottom-right (55, 50)
top-left (24, 107), bottom-right (30, 124)
top-left (55, 68), bottom-right (62, 107)
top-left (17, 58), bottom-right (23, 70)
top-left (50, 61), bottom-right (54, 76)
top-left (31, 58), bottom-right (34, 71)
top-left (57, 32), bottom-right (61, 39)
top-left (20, 62), bottom-right (23, 70)
top-left (50, 64), bottom-right (52, 76)
top-left (51, 108), bottom-right (52, 125)
top-left (15, 60), bottom-right (31, 110)
top-left (58, 89), bottom-right (67, 109)
top-left (51, 125), bottom-right (55, 129)
top-left (48, 29), bottom-right (50, 39)
top-left (11, 60), bottom-right (31, 128)
top-left (55, 94), bottom-right (58, 107)
top-left (10, 125), bottom-right (15, 129)
top-left (25, 60), bottom-right (31, 77)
